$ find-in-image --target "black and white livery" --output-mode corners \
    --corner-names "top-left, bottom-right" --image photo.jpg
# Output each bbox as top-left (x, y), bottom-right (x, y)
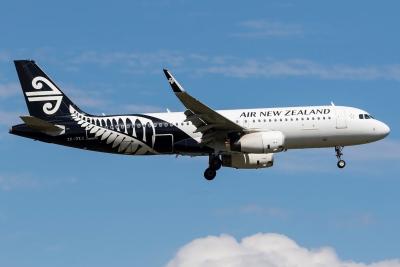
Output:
top-left (10, 60), bottom-right (390, 180)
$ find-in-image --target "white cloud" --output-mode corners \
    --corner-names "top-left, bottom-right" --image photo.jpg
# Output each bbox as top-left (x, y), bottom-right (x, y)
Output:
top-left (200, 58), bottom-right (400, 80)
top-left (69, 50), bottom-right (186, 73)
top-left (0, 174), bottom-right (38, 191)
top-left (50, 50), bottom-right (400, 81)
top-left (166, 233), bottom-right (400, 267)
top-left (232, 20), bottom-right (304, 38)
top-left (0, 173), bottom-right (77, 192)
top-left (4, 48), bottom-right (400, 81)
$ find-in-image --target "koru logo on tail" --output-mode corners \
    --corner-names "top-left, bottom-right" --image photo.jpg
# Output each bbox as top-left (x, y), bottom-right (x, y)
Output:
top-left (25, 76), bottom-right (63, 115)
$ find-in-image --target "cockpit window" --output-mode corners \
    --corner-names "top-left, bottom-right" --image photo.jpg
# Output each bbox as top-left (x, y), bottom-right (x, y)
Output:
top-left (359, 114), bottom-right (374, 120)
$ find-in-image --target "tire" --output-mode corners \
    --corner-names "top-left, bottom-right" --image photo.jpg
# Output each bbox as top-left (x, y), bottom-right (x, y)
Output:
top-left (337, 160), bottom-right (346, 169)
top-left (204, 168), bottom-right (217, 180)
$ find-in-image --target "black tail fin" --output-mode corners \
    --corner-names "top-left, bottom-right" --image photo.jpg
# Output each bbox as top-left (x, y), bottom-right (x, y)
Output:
top-left (14, 60), bottom-right (84, 120)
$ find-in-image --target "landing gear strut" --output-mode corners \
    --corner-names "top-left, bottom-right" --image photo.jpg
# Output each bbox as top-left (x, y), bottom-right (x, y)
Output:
top-left (204, 155), bottom-right (222, 180)
top-left (335, 146), bottom-right (346, 169)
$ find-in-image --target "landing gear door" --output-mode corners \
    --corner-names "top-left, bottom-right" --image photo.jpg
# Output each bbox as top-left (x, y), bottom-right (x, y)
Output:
top-left (336, 109), bottom-right (347, 129)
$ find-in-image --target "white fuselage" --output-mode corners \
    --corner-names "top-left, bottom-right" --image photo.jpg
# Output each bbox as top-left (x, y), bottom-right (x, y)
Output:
top-left (147, 105), bottom-right (390, 152)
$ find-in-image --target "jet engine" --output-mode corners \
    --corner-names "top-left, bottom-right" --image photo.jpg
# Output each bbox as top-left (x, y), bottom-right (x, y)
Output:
top-left (222, 153), bottom-right (274, 169)
top-left (231, 131), bottom-right (285, 154)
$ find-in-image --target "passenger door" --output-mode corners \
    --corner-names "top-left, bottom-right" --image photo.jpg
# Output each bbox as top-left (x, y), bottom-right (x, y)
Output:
top-left (336, 109), bottom-right (348, 129)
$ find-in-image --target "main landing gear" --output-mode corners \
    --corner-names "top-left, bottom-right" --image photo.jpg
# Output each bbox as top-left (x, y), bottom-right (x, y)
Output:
top-left (204, 154), bottom-right (222, 181)
top-left (335, 146), bottom-right (346, 169)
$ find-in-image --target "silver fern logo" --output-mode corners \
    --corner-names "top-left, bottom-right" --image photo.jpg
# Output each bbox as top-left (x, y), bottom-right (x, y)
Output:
top-left (69, 106), bottom-right (157, 155)
top-left (25, 76), bottom-right (63, 115)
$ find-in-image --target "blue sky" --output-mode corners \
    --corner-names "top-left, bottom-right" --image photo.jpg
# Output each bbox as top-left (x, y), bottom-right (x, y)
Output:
top-left (0, 1), bottom-right (399, 266)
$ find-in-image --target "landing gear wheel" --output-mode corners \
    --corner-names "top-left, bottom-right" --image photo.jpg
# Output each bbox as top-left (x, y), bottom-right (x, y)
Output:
top-left (337, 160), bottom-right (346, 169)
top-left (335, 146), bottom-right (346, 168)
top-left (209, 157), bottom-right (222, 171)
top-left (204, 168), bottom-right (217, 181)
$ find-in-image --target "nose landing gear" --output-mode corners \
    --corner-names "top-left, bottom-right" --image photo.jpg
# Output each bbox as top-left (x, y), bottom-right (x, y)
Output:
top-left (204, 154), bottom-right (222, 180)
top-left (335, 146), bottom-right (346, 169)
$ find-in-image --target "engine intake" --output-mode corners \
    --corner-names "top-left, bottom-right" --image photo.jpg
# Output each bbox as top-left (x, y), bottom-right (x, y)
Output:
top-left (231, 131), bottom-right (285, 154)
top-left (222, 153), bottom-right (274, 169)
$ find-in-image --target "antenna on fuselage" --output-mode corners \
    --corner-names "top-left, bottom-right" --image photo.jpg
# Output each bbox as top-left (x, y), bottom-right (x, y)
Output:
top-left (166, 108), bottom-right (171, 113)
top-left (331, 101), bottom-right (335, 106)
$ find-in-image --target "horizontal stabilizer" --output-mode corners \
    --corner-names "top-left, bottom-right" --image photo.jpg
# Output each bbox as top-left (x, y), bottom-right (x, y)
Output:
top-left (20, 116), bottom-right (65, 136)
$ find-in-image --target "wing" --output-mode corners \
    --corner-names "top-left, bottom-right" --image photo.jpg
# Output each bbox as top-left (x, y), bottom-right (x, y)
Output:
top-left (163, 69), bottom-right (244, 145)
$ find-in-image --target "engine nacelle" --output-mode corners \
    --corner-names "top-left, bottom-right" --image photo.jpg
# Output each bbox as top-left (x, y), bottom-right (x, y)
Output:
top-left (231, 131), bottom-right (285, 154)
top-left (222, 153), bottom-right (274, 169)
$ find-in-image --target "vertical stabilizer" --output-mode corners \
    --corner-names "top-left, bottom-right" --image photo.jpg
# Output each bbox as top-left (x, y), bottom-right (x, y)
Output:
top-left (14, 60), bottom-right (84, 120)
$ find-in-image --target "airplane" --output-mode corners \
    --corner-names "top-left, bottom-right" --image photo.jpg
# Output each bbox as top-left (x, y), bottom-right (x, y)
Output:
top-left (10, 60), bottom-right (390, 180)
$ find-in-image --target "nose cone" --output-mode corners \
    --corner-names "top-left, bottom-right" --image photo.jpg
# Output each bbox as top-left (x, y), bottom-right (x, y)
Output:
top-left (375, 121), bottom-right (391, 139)
top-left (382, 122), bottom-right (391, 137)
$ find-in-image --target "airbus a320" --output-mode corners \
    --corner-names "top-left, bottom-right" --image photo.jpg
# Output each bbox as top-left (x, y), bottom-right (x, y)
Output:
top-left (10, 60), bottom-right (390, 180)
